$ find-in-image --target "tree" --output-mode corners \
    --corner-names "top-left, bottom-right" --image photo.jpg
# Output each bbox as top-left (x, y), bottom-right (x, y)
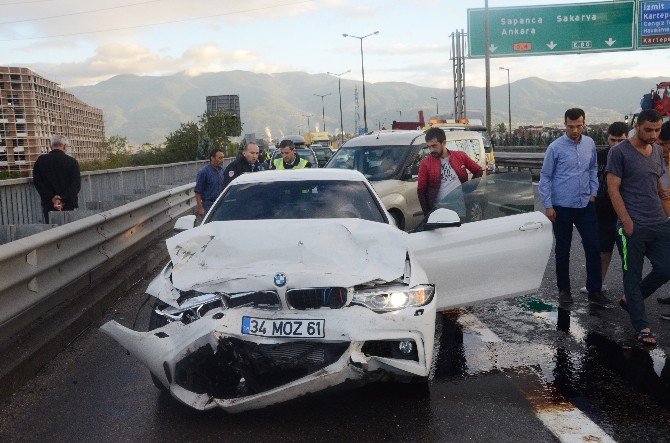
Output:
top-left (100, 135), bottom-right (128, 155)
top-left (197, 131), bottom-right (215, 160)
top-left (163, 121), bottom-right (200, 162)
top-left (199, 111), bottom-right (242, 157)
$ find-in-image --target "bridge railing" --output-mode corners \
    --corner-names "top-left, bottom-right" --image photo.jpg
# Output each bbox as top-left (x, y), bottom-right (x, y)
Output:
top-left (0, 160), bottom-right (207, 225)
top-left (0, 182), bottom-right (196, 342)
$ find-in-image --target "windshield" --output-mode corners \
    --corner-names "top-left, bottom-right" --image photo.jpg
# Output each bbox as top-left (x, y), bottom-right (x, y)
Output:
top-left (312, 147), bottom-right (333, 161)
top-left (327, 145), bottom-right (409, 181)
top-left (433, 171), bottom-right (535, 224)
top-left (270, 148), bottom-right (317, 166)
top-left (208, 180), bottom-right (387, 223)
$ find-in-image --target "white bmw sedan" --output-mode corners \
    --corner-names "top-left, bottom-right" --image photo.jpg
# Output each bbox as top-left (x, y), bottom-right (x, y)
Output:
top-left (101, 169), bottom-right (552, 412)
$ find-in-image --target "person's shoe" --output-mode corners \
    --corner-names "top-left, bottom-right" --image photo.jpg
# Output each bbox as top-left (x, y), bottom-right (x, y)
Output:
top-left (580, 284), bottom-right (607, 294)
top-left (559, 289), bottom-right (573, 304)
top-left (661, 312), bottom-right (670, 321)
top-left (658, 296), bottom-right (670, 305)
top-left (588, 291), bottom-right (613, 307)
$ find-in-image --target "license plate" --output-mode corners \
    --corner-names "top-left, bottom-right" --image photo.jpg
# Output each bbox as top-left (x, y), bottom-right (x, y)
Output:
top-left (241, 316), bottom-right (325, 338)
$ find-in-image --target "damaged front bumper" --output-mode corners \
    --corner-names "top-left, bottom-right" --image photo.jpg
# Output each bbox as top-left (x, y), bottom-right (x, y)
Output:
top-left (100, 302), bottom-right (436, 412)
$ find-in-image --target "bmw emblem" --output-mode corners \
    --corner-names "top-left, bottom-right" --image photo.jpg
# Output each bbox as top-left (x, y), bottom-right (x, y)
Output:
top-left (274, 272), bottom-right (287, 287)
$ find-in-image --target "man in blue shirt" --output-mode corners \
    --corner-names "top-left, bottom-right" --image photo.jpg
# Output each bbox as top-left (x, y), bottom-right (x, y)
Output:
top-left (194, 148), bottom-right (225, 217)
top-left (539, 108), bottom-right (606, 306)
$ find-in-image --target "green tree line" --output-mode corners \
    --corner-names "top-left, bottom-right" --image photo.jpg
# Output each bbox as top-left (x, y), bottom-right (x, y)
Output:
top-left (492, 122), bottom-right (612, 148)
top-left (80, 111), bottom-right (240, 171)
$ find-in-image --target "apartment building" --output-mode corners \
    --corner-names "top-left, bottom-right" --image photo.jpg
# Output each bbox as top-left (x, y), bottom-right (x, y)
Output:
top-left (0, 66), bottom-right (105, 175)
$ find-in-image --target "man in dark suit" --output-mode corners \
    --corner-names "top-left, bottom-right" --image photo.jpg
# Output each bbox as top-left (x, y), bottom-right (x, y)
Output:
top-left (33, 134), bottom-right (81, 223)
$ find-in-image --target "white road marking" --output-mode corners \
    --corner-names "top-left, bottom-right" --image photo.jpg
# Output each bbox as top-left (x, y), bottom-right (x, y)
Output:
top-left (452, 309), bottom-right (616, 443)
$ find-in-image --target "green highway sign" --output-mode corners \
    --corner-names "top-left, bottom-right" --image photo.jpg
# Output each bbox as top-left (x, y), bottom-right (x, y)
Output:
top-left (468, 1), bottom-right (635, 58)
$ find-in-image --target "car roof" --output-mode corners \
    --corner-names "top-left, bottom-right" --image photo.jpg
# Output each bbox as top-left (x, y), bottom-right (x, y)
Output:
top-left (230, 168), bottom-right (367, 185)
top-left (343, 130), bottom-right (425, 147)
top-left (343, 129), bottom-right (483, 148)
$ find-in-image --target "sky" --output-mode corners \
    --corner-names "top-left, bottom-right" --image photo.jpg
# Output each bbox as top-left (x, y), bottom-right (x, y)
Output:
top-left (0, 0), bottom-right (668, 90)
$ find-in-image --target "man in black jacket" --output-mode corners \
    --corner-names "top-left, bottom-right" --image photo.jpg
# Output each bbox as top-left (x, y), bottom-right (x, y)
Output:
top-left (32, 134), bottom-right (81, 223)
top-left (223, 142), bottom-right (264, 187)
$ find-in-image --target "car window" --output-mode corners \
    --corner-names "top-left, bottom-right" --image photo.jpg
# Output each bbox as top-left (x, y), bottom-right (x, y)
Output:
top-left (434, 171), bottom-right (535, 224)
top-left (312, 148), bottom-right (332, 161)
top-left (270, 148), bottom-right (318, 167)
top-left (208, 180), bottom-right (387, 223)
top-left (327, 145), bottom-right (410, 181)
top-left (446, 138), bottom-right (483, 166)
top-left (405, 145), bottom-right (429, 178)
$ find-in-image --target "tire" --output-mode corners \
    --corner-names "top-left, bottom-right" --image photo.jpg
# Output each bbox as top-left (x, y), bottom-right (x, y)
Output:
top-left (147, 299), bottom-right (170, 393)
top-left (389, 210), bottom-right (405, 230)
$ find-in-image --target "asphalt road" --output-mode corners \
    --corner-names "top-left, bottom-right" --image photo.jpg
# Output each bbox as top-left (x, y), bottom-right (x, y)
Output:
top-left (0, 219), bottom-right (669, 441)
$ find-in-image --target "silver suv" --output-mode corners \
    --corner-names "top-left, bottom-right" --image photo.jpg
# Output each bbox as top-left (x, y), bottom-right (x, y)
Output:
top-left (326, 130), bottom-right (486, 230)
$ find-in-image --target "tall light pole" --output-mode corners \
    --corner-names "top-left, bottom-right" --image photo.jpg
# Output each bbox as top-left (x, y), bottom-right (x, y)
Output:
top-left (396, 109), bottom-right (402, 118)
top-left (302, 113), bottom-right (313, 132)
top-left (313, 93), bottom-right (331, 132)
top-left (430, 96), bottom-right (439, 115)
top-left (499, 67), bottom-right (511, 134)
top-left (327, 69), bottom-right (351, 145)
top-left (343, 31), bottom-right (379, 133)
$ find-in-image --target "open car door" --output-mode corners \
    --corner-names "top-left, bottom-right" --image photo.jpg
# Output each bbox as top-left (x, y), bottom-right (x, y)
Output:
top-left (407, 172), bottom-right (552, 310)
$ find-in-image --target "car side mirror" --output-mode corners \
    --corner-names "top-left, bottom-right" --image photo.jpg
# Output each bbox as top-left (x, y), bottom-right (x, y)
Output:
top-left (174, 214), bottom-right (196, 231)
top-left (424, 208), bottom-right (461, 230)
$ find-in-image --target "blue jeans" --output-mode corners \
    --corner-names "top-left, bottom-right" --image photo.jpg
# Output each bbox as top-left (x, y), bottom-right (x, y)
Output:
top-left (552, 203), bottom-right (602, 294)
top-left (617, 220), bottom-right (670, 332)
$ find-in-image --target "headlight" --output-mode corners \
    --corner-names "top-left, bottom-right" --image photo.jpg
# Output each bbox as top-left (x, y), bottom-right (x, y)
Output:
top-left (352, 284), bottom-right (434, 312)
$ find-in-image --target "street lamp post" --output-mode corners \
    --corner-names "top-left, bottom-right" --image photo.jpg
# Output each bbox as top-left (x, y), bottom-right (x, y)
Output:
top-left (396, 109), bottom-right (402, 118)
top-left (499, 67), bottom-right (511, 134)
top-left (327, 70), bottom-right (351, 145)
top-left (302, 113), bottom-right (312, 132)
top-left (430, 96), bottom-right (439, 115)
top-left (343, 31), bottom-right (379, 133)
top-left (313, 93), bottom-right (332, 132)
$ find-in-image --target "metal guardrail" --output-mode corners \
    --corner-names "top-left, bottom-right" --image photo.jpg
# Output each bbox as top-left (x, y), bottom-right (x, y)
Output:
top-left (494, 152), bottom-right (545, 171)
top-left (0, 182), bottom-right (195, 340)
top-left (0, 160), bottom-right (208, 225)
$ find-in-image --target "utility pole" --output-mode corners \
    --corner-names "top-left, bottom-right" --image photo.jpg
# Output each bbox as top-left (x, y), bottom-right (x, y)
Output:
top-left (354, 86), bottom-right (361, 135)
top-left (343, 31), bottom-right (379, 133)
top-left (327, 70), bottom-right (351, 145)
top-left (499, 67), bottom-right (511, 134)
top-left (484, 0), bottom-right (492, 134)
top-left (313, 93), bottom-right (332, 132)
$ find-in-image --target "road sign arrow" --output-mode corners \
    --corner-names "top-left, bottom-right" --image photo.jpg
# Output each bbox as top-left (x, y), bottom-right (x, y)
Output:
top-left (605, 38), bottom-right (616, 47)
top-left (547, 41), bottom-right (557, 50)
top-left (489, 44), bottom-right (497, 53)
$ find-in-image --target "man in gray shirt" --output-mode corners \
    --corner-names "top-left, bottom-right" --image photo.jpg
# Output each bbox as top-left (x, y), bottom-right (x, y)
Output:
top-left (606, 109), bottom-right (670, 346)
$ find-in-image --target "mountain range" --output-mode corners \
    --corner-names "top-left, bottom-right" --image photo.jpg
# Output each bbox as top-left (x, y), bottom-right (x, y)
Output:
top-left (67, 71), bottom-right (666, 145)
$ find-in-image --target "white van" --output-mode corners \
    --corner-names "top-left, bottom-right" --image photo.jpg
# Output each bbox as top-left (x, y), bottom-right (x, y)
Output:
top-left (325, 130), bottom-right (487, 231)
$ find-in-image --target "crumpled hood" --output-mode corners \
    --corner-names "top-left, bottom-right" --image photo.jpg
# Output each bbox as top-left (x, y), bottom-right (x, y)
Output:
top-left (166, 218), bottom-right (408, 293)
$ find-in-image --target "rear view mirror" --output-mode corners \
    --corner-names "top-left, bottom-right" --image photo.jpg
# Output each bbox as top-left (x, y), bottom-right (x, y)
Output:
top-left (424, 208), bottom-right (461, 230)
top-left (174, 214), bottom-right (196, 231)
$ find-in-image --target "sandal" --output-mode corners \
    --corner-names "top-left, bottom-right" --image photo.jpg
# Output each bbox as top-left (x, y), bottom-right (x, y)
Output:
top-left (636, 331), bottom-right (657, 346)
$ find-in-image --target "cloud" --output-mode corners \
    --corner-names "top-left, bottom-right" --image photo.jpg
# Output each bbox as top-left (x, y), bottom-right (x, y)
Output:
top-left (0, 0), bottom-right (366, 42)
top-left (366, 43), bottom-right (450, 55)
top-left (27, 42), bottom-right (267, 86)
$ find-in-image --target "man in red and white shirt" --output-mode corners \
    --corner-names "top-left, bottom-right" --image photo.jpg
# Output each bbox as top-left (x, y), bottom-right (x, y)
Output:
top-left (417, 126), bottom-right (483, 215)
